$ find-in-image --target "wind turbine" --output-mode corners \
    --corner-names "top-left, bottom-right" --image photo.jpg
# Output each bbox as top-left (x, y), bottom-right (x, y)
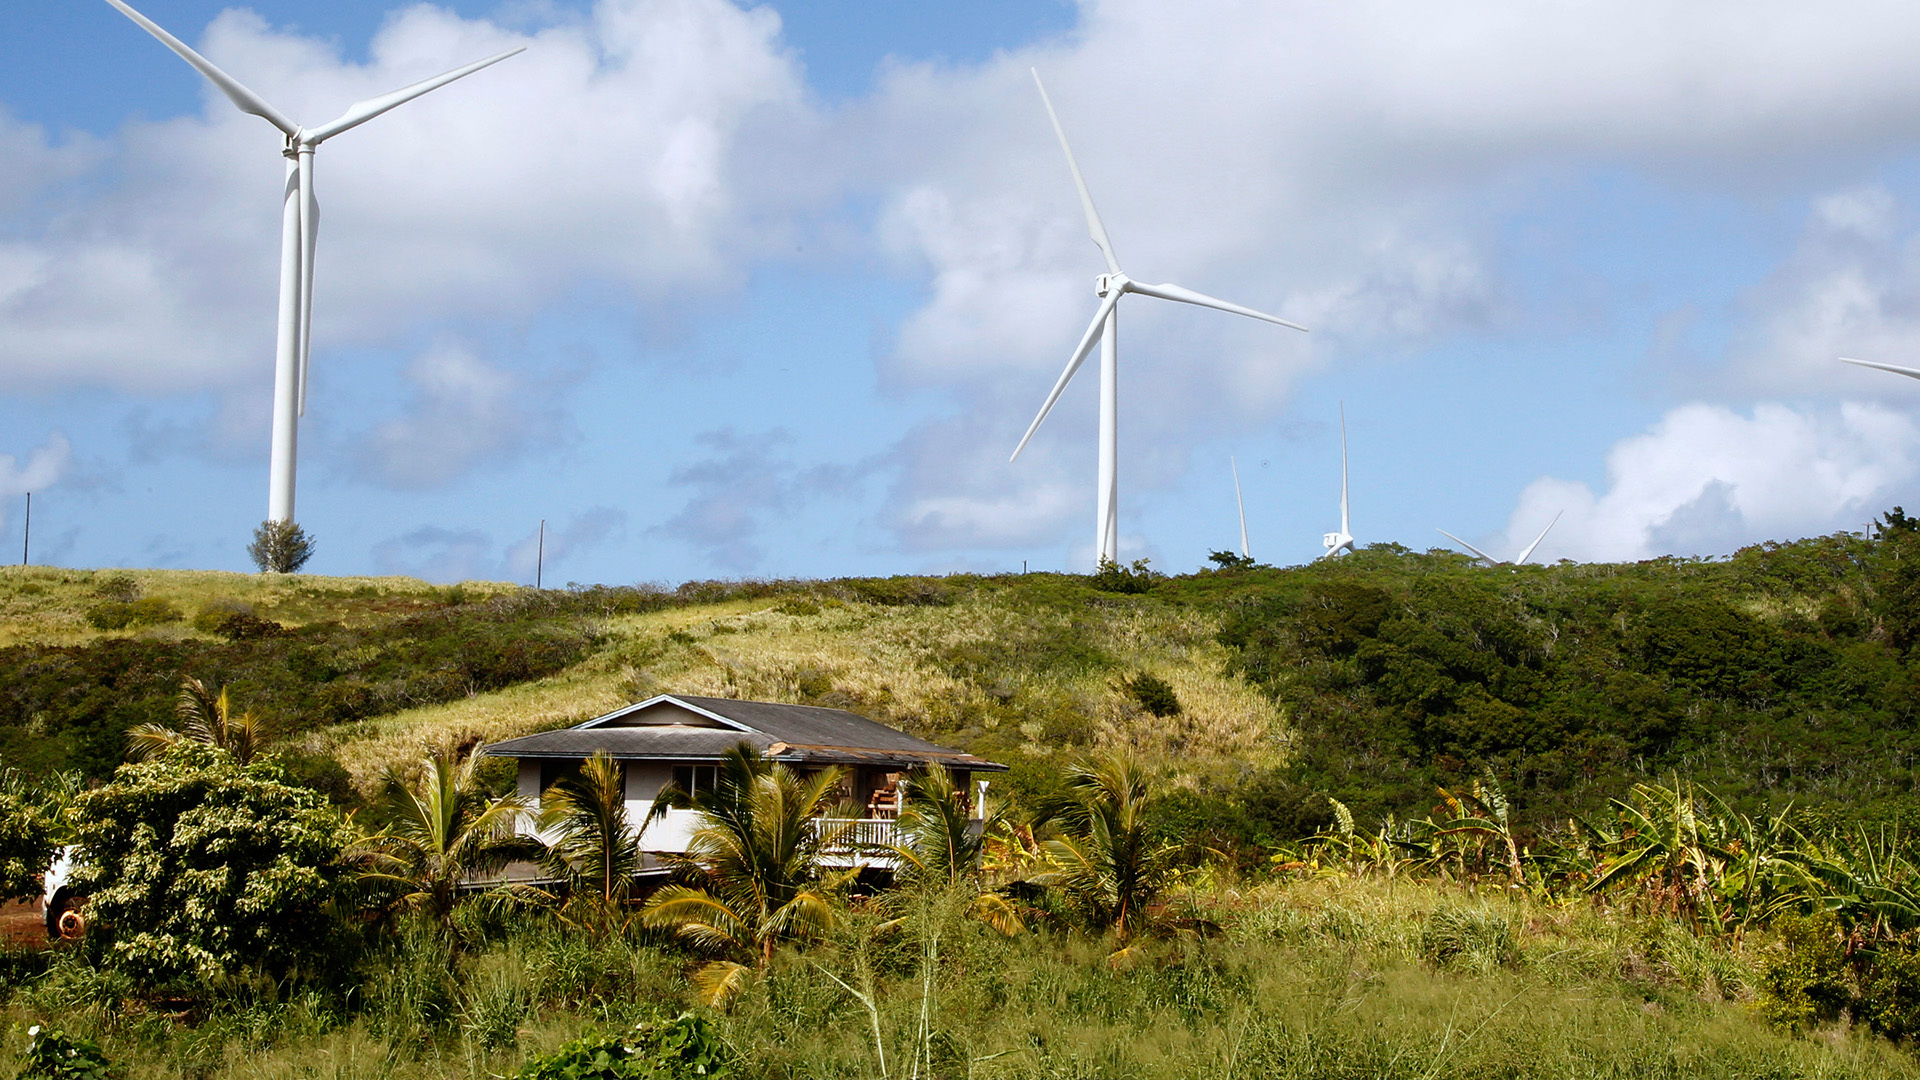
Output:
top-left (1437, 511), bottom-right (1562, 567)
top-left (1841, 357), bottom-right (1920, 381)
top-left (1320, 404), bottom-right (1354, 559)
top-left (1010, 70), bottom-right (1308, 567)
top-left (104, 0), bottom-right (522, 526)
top-left (1231, 456), bottom-right (1251, 560)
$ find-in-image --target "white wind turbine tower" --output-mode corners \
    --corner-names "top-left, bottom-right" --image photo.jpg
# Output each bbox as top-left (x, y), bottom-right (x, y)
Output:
top-left (1437, 511), bottom-right (1562, 567)
top-left (104, 0), bottom-right (522, 527)
top-left (1231, 456), bottom-right (1251, 560)
top-left (1010, 70), bottom-right (1308, 567)
top-left (1321, 404), bottom-right (1354, 559)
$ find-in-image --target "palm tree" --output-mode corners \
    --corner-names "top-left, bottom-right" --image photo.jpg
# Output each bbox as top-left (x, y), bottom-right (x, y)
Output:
top-left (357, 749), bottom-right (545, 938)
top-left (126, 675), bottom-right (285, 764)
top-left (1037, 748), bottom-right (1171, 941)
top-left (641, 743), bottom-right (852, 1004)
top-left (540, 752), bottom-right (668, 923)
top-left (889, 765), bottom-right (1023, 935)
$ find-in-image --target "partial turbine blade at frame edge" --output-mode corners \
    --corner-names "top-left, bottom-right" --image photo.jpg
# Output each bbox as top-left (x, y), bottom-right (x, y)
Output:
top-left (1437, 528), bottom-right (1499, 566)
top-left (1840, 357), bottom-right (1920, 381)
top-left (103, 0), bottom-right (299, 136)
top-left (304, 47), bottom-right (525, 144)
top-left (1010, 290), bottom-right (1121, 462)
top-left (1127, 280), bottom-right (1308, 332)
top-left (1514, 510), bottom-right (1563, 566)
top-left (1030, 69), bottom-right (1121, 276)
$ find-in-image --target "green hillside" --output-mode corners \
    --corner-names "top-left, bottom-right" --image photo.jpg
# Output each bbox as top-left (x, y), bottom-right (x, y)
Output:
top-left (6, 512), bottom-right (1920, 841)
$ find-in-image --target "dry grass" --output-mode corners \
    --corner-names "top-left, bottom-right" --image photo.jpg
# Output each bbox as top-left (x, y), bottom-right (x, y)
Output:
top-left (306, 589), bottom-right (1288, 793)
top-left (0, 565), bottom-right (518, 648)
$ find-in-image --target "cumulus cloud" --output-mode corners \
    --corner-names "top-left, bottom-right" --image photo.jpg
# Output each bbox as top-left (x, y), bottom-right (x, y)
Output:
top-left (0, 433), bottom-right (74, 530)
top-left (349, 340), bottom-right (568, 489)
top-left (0, 0), bottom-right (808, 393)
top-left (504, 507), bottom-right (629, 584)
top-left (369, 525), bottom-right (497, 582)
top-left (654, 429), bottom-right (860, 571)
top-left (854, 0), bottom-right (1920, 551)
top-left (1505, 402), bottom-right (1920, 562)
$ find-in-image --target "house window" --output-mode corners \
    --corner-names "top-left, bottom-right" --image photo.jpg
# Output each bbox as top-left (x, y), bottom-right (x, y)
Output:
top-left (673, 765), bottom-right (718, 796)
top-left (540, 759), bottom-right (582, 793)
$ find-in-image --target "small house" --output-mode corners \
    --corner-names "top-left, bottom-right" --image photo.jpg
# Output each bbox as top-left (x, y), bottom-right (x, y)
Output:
top-left (481, 694), bottom-right (1007, 870)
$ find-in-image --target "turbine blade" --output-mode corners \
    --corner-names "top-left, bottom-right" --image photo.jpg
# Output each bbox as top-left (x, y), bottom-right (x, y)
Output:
top-left (304, 47), bottom-right (525, 144)
top-left (1031, 69), bottom-right (1120, 275)
top-left (1010, 290), bottom-right (1122, 462)
top-left (103, 0), bottom-right (299, 136)
top-left (1840, 357), bottom-right (1920, 381)
top-left (296, 157), bottom-right (318, 416)
top-left (1513, 510), bottom-right (1562, 565)
top-left (1232, 456), bottom-right (1249, 559)
top-left (1127, 280), bottom-right (1308, 332)
top-left (1338, 402), bottom-right (1350, 536)
top-left (1437, 528), bottom-right (1499, 566)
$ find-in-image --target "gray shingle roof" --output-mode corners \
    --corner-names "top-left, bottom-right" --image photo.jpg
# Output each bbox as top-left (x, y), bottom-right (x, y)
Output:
top-left (481, 694), bottom-right (1007, 772)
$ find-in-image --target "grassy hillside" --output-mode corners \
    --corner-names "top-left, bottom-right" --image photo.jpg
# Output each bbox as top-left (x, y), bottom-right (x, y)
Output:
top-left (6, 516), bottom-right (1920, 840)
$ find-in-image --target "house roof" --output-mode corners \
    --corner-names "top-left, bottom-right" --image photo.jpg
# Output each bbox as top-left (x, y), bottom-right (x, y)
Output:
top-left (480, 693), bottom-right (1007, 772)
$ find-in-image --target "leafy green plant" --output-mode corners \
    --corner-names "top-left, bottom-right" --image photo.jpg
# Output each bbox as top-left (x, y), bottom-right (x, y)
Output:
top-left (1090, 557), bottom-right (1158, 594)
top-left (67, 745), bottom-right (353, 989)
top-left (0, 771), bottom-right (58, 903)
top-left (1035, 749), bottom-right (1173, 941)
top-left (1759, 912), bottom-right (1854, 1031)
top-left (511, 1016), bottom-right (727, 1080)
top-left (14, 1025), bottom-right (115, 1080)
top-left (542, 752), bottom-right (666, 924)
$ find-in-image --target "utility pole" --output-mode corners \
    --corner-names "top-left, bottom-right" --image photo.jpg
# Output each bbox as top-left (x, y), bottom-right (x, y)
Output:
top-left (535, 519), bottom-right (545, 590)
top-left (20, 492), bottom-right (28, 567)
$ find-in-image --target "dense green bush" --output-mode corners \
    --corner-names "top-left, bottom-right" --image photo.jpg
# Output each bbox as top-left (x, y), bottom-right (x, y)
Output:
top-left (0, 780), bottom-right (57, 903)
top-left (67, 746), bottom-right (354, 990)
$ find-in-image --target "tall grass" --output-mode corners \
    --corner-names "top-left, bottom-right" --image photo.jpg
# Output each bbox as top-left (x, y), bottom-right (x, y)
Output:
top-left (7, 879), bottom-right (1916, 1080)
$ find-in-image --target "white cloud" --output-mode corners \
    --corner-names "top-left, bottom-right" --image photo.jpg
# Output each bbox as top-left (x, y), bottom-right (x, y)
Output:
top-left (349, 340), bottom-right (567, 489)
top-left (857, 0), bottom-right (1920, 551)
top-left (504, 507), bottom-right (629, 583)
top-left (0, 0), bottom-right (807, 393)
top-left (1506, 402), bottom-right (1919, 562)
top-left (0, 432), bottom-right (74, 530)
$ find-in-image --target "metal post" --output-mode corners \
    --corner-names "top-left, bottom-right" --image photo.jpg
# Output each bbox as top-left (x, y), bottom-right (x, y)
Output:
top-left (20, 492), bottom-right (28, 567)
top-left (535, 519), bottom-right (545, 589)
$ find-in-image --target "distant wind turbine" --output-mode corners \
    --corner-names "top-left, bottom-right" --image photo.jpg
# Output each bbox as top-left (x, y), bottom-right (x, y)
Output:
top-left (1010, 69), bottom-right (1308, 567)
top-left (1841, 357), bottom-right (1920, 381)
top-left (1437, 511), bottom-right (1563, 567)
top-left (104, 0), bottom-right (522, 526)
top-left (1321, 404), bottom-right (1354, 559)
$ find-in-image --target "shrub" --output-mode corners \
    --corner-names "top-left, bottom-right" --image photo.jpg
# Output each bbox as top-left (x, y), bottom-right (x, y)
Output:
top-left (1864, 944), bottom-right (1920, 1042)
top-left (247, 520), bottom-right (315, 574)
top-left (1759, 912), bottom-right (1854, 1030)
top-left (0, 782), bottom-right (57, 903)
top-left (1120, 671), bottom-right (1181, 717)
top-left (14, 1025), bottom-right (115, 1080)
top-left (68, 746), bottom-right (353, 990)
top-left (85, 597), bottom-right (181, 631)
top-left (1091, 557), bottom-right (1159, 594)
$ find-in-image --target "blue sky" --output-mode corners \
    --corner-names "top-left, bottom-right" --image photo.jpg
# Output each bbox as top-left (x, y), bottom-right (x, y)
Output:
top-left (8, 0), bottom-right (1920, 585)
